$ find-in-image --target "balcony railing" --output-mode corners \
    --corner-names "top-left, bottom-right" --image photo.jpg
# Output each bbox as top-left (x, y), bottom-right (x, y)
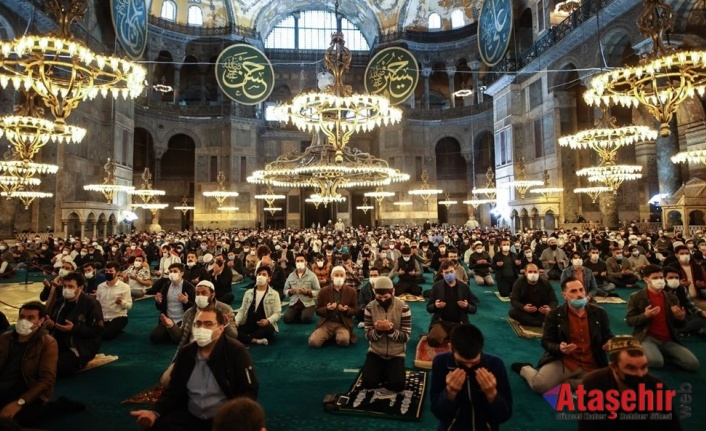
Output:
top-left (148, 16), bottom-right (258, 39)
top-left (134, 97), bottom-right (257, 119)
top-left (374, 23), bottom-right (479, 47)
top-left (265, 49), bottom-right (370, 64)
top-left (486, 0), bottom-right (614, 87)
top-left (402, 99), bottom-right (493, 120)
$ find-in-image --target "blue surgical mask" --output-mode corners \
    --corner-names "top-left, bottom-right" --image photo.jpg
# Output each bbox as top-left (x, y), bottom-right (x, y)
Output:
top-left (443, 272), bottom-right (456, 284)
top-left (570, 298), bottom-right (587, 309)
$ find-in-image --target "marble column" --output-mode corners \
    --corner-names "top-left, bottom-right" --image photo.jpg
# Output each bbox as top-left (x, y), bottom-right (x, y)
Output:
top-left (422, 67), bottom-right (432, 110)
top-left (656, 118), bottom-right (682, 196)
top-left (463, 153), bottom-right (476, 223)
top-left (0, 199), bottom-right (18, 240)
top-left (446, 66), bottom-right (456, 108)
top-left (92, 223), bottom-right (97, 239)
top-left (599, 192), bottom-right (619, 229)
top-left (79, 223), bottom-right (85, 239)
top-left (154, 157), bottom-right (162, 183)
top-left (173, 67), bottom-right (181, 104)
top-left (634, 139), bottom-right (658, 220)
top-left (63, 222), bottom-right (68, 240)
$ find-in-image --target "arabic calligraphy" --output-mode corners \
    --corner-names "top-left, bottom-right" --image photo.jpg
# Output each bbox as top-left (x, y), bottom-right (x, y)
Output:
top-left (111, 0), bottom-right (147, 60)
top-left (365, 47), bottom-right (419, 106)
top-left (216, 44), bottom-right (274, 105)
top-left (477, 0), bottom-right (513, 67)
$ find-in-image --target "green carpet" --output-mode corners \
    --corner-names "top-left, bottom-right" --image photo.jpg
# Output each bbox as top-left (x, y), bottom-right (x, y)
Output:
top-left (46, 275), bottom-right (705, 431)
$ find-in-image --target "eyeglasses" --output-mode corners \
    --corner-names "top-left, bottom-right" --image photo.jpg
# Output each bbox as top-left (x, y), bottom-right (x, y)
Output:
top-left (193, 321), bottom-right (218, 328)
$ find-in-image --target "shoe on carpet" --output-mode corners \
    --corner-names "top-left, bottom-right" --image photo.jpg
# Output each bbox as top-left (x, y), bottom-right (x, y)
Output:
top-left (511, 362), bottom-right (532, 374)
top-left (253, 338), bottom-right (268, 346)
top-left (358, 322), bottom-right (365, 329)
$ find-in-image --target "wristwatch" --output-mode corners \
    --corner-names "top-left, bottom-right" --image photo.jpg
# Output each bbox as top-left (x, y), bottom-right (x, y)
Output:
top-left (16, 398), bottom-right (25, 406)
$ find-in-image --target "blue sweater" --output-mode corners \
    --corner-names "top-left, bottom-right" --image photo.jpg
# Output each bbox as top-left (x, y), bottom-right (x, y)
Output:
top-left (431, 351), bottom-right (513, 431)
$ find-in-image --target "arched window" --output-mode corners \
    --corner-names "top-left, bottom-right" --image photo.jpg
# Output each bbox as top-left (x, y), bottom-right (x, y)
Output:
top-left (266, 11), bottom-right (369, 51)
top-left (187, 5), bottom-right (203, 26)
top-left (160, 0), bottom-right (177, 22)
top-left (451, 10), bottom-right (465, 29)
top-left (428, 13), bottom-right (441, 30)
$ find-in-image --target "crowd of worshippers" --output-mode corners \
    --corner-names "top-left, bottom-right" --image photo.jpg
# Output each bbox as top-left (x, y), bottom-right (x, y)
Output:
top-left (0, 222), bottom-right (704, 430)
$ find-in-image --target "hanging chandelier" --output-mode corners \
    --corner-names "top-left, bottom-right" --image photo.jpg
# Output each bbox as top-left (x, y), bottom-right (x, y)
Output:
top-left (248, 136), bottom-right (409, 202)
top-left (264, 206), bottom-right (282, 215)
top-left (254, 186), bottom-right (286, 207)
top-left (127, 167), bottom-right (166, 204)
top-left (554, 0), bottom-right (581, 15)
top-left (217, 206), bottom-right (240, 212)
top-left (0, 0), bottom-right (146, 124)
top-left (152, 76), bottom-right (173, 94)
top-left (0, 174), bottom-right (41, 196)
top-left (203, 171), bottom-right (239, 206)
top-left (577, 164), bottom-right (643, 193)
top-left (84, 158), bottom-right (135, 202)
top-left (472, 167), bottom-right (498, 200)
top-left (173, 196), bottom-right (195, 215)
top-left (438, 192), bottom-right (458, 209)
top-left (463, 198), bottom-right (496, 208)
top-left (409, 169), bottom-right (443, 204)
top-left (393, 200), bottom-right (413, 207)
top-left (273, 2), bottom-right (401, 163)
top-left (574, 186), bottom-right (612, 203)
top-left (131, 201), bottom-right (168, 215)
top-left (364, 187), bottom-right (395, 204)
top-left (1, 189), bottom-right (53, 209)
top-left (500, 158), bottom-right (543, 199)
top-left (583, 0), bottom-right (706, 136)
top-left (356, 196), bottom-right (374, 214)
top-left (529, 170), bottom-right (564, 199)
top-left (671, 148), bottom-right (706, 166)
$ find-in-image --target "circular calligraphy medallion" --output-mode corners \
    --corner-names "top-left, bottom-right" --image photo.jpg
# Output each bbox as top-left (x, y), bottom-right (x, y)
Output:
top-left (111, 0), bottom-right (148, 60)
top-left (364, 47), bottom-right (419, 106)
top-left (215, 44), bottom-right (275, 106)
top-left (477, 0), bottom-right (514, 67)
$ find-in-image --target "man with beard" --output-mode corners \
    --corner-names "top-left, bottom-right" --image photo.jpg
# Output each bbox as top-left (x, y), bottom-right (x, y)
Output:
top-left (578, 336), bottom-right (682, 431)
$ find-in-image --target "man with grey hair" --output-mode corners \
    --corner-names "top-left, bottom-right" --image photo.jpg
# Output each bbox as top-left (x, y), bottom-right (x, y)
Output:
top-left (308, 265), bottom-right (359, 348)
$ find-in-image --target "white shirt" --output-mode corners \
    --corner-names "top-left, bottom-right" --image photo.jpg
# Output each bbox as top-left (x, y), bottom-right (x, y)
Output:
top-left (96, 280), bottom-right (132, 321)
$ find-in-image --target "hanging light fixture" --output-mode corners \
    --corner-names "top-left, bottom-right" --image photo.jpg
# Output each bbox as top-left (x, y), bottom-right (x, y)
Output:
top-left (576, 164), bottom-right (643, 193)
top-left (356, 196), bottom-right (374, 214)
top-left (472, 166), bottom-right (498, 199)
top-left (438, 192), bottom-right (458, 209)
top-left (500, 158), bottom-right (544, 199)
top-left (583, 0), bottom-right (706, 136)
top-left (463, 198), bottom-right (496, 208)
top-left (530, 170), bottom-right (564, 199)
top-left (254, 185), bottom-right (286, 207)
top-left (305, 197), bottom-right (324, 209)
top-left (173, 196), bottom-right (195, 215)
top-left (554, 0), bottom-right (581, 15)
top-left (1, 189), bottom-right (52, 209)
top-left (263, 206), bottom-right (282, 215)
top-left (203, 171), bottom-right (239, 206)
top-left (152, 76), bottom-right (173, 94)
top-left (0, 0), bottom-right (146, 125)
top-left (574, 186), bottom-right (612, 203)
top-left (364, 187), bottom-right (395, 204)
top-left (217, 206), bottom-right (240, 212)
top-left (409, 169), bottom-right (443, 204)
top-left (84, 158), bottom-right (135, 202)
top-left (127, 167), bottom-right (166, 205)
top-left (671, 148), bottom-right (706, 166)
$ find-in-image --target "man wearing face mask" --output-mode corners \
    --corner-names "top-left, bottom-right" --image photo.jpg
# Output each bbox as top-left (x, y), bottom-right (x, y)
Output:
top-left (283, 254), bottom-right (321, 324)
top-left (210, 256), bottom-right (234, 304)
top-left (80, 262), bottom-right (105, 296)
top-left (388, 246), bottom-right (422, 297)
top-left (663, 266), bottom-right (706, 335)
top-left (560, 251), bottom-right (605, 300)
top-left (539, 238), bottom-right (569, 280)
top-left (308, 266), bottom-right (359, 348)
top-left (673, 245), bottom-right (706, 311)
top-left (430, 324), bottom-right (513, 431)
top-left (582, 246), bottom-right (617, 296)
top-left (40, 261), bottom-right (77, 313)
top-left (131, 308), bottom-right (258, 431)
top-left (468, 241), bottom-right (494, 286)
top-left (625, 264), bottom-right (699, 371)
top-left (96, 262), bottom-right (132, 340)
top-left (578, 336), bottom-right (683, 431)
top-left (122, 254), bottom-right (151, 299)
top-left (183, 252), bottom-right (209, 287)
top-left (45, 272), bottom-right (104, 378)
top-left (356, 267), bottom-right (380, 327)
top-left (430, 243), bottom-right (448, 272)
top-left (235, 267), bottom-right (281, 346)
top-left (311, 254), bottom-right (332, 288)
top-left (360, 277), bottom-right (411, 392)
top-left (0, 301), bottom-right (58, 427)
top-left (151, 263), bottom-right (196, 344)
top-left (492, 239), bottom-right (521, 298)
top-left (511, 277), bottom-right (613, 393)
top-left (426, 261), bottom-right (479, 347)
top-left (627, 245), bottom-right (650, 277)
top-left (509, 264), bottom-right (558, 327)
top-left (605, 247), bottom-right (638, 288)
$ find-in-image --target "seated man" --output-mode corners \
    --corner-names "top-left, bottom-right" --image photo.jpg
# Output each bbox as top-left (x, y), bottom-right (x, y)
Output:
top-left (151, 263), bottom-right (195, 344)
top-left (210, 256), bottom-right (234, 304)
top-left (492, 239), bottom-right (521, 297)
top-left (340, 253), bottom-right (362, 291)
top-left (0, 301), bottom-right (57, 428)
top-left (583, 247), bottom-right (616, 295)
top-left (560, 251), bottom-right (603, 299)
top-left (184, 252), bottom-right (209, 286)
top-left (579, 336), bottom-right (683, 431)
top-left (308, 266), bottom-right (359, 348)
top-left (605, 247), bottom-right (638, 288)
top-left (81, 262), bottom-right (106, 296)
top-left (388, 246), bottom-right (422, 297)
top-left (539, 237), bottom-right (569, 280)
top-left (509, 263), bottom-right (558, 327)
top-left (45, 272), bottom-right (104, 378)
top-left (131, 308), bottom-right (258, 431)
top-left (664, 266), bottom-right (706, 335)
top-left (356, 267), bottom-right (379, 326)
top-left (426, 260), bottom-right (479, 347)
top-left (511, 277), bottom-right (613, 393)
top-left (361, 277), bottom-right (412, 392)
top-left (625, 264), bottom-right (699, 371)
top-left (96, 262), bottom-right (132, 340)
top-left (282, 253), bottom-right (320, 324)
top-left (430, 324), bottom-right (513, 431)
top-left (235, 266), bottom-right (281, 346)
top-left (122, 255), bottom-right (151, 299)
top-left (468, 241), bottom-right (494, 286)
top-left (311, 254), bottom-right (332, 289)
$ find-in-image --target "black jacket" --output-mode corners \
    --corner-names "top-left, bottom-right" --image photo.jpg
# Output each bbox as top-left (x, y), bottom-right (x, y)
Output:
top-left (426, 279), bottom-right (478, 330)
top-left (210, 266), bottom-right (233, 300)
top-left (48, 292), bottom-right (104, 365)
top-left (538, 303), bottom-right (613, 369)
top-left (156, 336), bottom-right (258, 416)
top-left (155, 280), bottom-right (196, 316)
top-left (625, 288), bottom-right (685, 342)
top-left (510, 277), bottom-right (558, 311)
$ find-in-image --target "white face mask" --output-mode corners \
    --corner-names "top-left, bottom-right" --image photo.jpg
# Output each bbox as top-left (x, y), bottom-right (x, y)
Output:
top-left (316, 261), bottom-right (324, 268)
top-left (256, 275), bottom-right (268, 286)
top-left (502, 245), bottom-right (510, 252)
top-left (590, 254), bottom-right (599, 262)
top-left (15, 318), bottom-right (36, 336)
top-left (131, 246), bottom-right (136, 251)
top-left (80, 252), bottom-right (87, 257)
top-left (369, 276), bottom-right (379, 286)
top-left (380, 253), bottom-right (387, 259)
top-left (666, 279), bottom-right (680, 289)
top-left (59, 269), bottom-right (70, 277)
top-left (679, 254), bottom-right (690, 263)
top-left (134, 261), bottom-right (142, 268)
top-left (526, 273), bottom-right (540, 282)
top-left (186, 261), bottom-right (195, 267)
top-left (85, 271), bottom-right (94, 279)
top-left (195, 296), bottom-right (210, 309)
top-left (333, 277), bottom-right (345, 287)
top-left (169, 272), bottom-right (181, 282)
top-left (62, 288), bottom-right (76, 299)
top-left (192, 327), bottom-right (214, 347)
top-left (475, 248), bottom-right (483, 253)
top-left (403, 256), bottom-right (410, 261)
top-left (296, 262), bottom-right (306, 271)
top-left (572, 259), bottom-right (583, 267)
top-left (632, 251), bottom-right (640, 257)
top-left (525, 252), bottom-right (533, 258)
top-left (651, 279), bottom-right (665, 291)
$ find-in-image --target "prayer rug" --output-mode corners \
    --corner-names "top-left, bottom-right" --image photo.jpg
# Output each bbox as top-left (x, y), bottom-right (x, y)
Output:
top-left (134, 294), bottom-right (156, 302)
top-left (325, 370), bottom-right (427, 421)
top-left (81, 354), bottom-right (118, 372)
top-left (594, 296), bottom-right (627, 304)
top-left (413, 335), bottom-right (450, 370)
top-left (494, 291), bottom-right (511, 302)
top-left (397, 293), bottom-right (426, 302)
top-left (507, 318), bottom-right (543, 339)
top-left (121, 383), bottom-right (164, 405)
